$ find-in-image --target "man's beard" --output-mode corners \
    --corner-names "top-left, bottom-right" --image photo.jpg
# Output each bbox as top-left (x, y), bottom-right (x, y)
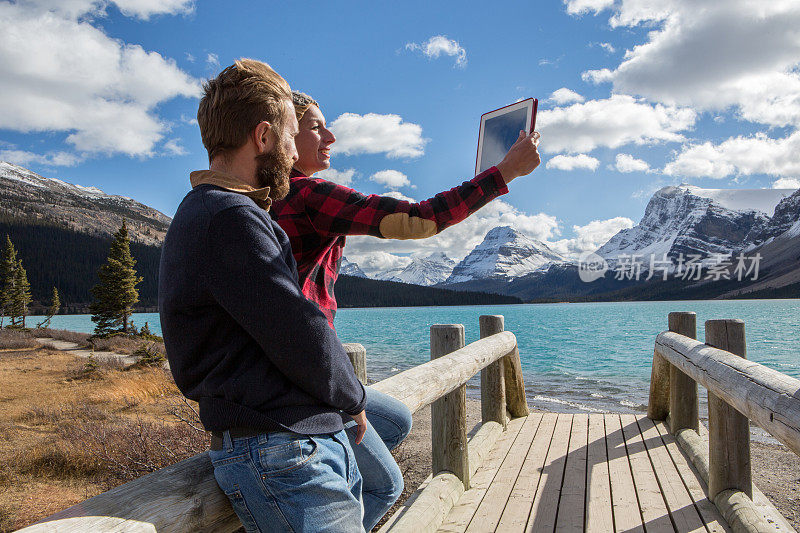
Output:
top-left (255, 143), bottom-right (292, 201)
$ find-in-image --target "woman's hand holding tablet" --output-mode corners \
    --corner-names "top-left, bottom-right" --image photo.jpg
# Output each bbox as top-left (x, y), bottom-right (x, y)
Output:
top-left (495, 129), bottom-right (541, 184)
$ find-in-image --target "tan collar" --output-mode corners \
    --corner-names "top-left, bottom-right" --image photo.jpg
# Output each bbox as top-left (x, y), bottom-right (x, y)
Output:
top-left (190, 169), bottom-right (272, 211)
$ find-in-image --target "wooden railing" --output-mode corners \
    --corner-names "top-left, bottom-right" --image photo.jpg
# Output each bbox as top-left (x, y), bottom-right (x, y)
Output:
top-left (20, 315), bottom-right (528, 533)
top-left (647, 312), bottom-right (800, 533)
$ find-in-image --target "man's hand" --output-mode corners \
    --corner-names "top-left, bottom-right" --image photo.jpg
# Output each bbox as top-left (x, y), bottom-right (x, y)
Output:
top-left (350, 410), bottom-right (368, 445)
top-left (495, 130), bottom-right (541, 184)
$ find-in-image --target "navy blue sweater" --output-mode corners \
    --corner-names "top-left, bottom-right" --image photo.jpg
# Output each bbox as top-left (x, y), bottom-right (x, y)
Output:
top-left (159, 183), bottom-right (366, 434)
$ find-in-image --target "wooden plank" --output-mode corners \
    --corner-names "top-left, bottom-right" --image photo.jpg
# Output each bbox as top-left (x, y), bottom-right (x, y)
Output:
top-left (636, 416), bottom-right (706, 533)
top-left (620, 414), bottom-right (673, 532)
top-left (605, 414), bottom-right (644, 533)
top-left (464, 413), bottom-right (547, 532)
top-left (585, 414), bottom-right (613, 533)
top-left (438, 415), bottom-right (532, 533)
top-left (653, 421), bottom-right (730, 533)
top-left (555, 413), bottom-right (588, 532)
top-left (493, 413), bottom-right (559, 532)
top-left (524, 413), bottom-right (573, 532)
top-left (490, 413), bottom-right (558, 531)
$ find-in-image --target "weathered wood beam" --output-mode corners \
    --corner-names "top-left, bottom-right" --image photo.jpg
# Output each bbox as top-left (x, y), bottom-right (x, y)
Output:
top-left (479, 315), bottom-right (507, 428)
top-left (430, 324), bottom-right (469, 489)
top-left (655, 331), bottom-right (800, 456)
top-left (669, 311), bottom-right (699, 432)
top-left (706, 319), bottom-right (752, 500)
top-left (371, 331), bottom-right (518, 414)
top-left (343, 342), bottom-right (367, 384)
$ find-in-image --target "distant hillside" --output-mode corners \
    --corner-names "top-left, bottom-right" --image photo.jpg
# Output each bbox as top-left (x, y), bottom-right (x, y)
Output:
top-left (0, 216), bottom-right (161, 310)
top-left (0, 161), bottom-right (170, 246)
top-left (334, 275), bottom-right (522, 308)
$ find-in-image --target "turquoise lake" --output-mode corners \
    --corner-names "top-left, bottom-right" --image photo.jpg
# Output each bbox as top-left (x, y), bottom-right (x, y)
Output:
top-left (27, 299), bottom-right (799, 417)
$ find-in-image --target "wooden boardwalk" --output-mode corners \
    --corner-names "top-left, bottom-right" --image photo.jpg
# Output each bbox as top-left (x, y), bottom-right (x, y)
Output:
top-left (406, 413), bottom-right (732, 533)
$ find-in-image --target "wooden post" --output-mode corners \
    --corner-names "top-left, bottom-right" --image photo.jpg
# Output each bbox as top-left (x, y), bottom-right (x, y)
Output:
top-left (647, 347), bottom-right (670, 420)
top-left (668, 312), bottom-right (698, 433)
top-left (705, 319), bottom-right (752, 499)
top-left (343, 343), bottom-right (367, 384)
top-left (479, 315), bottom-right (507, 428)
top-left (430, 324), bottom-right (469, 489)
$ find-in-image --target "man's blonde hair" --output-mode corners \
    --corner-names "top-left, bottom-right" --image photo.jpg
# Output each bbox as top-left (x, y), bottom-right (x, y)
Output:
top-left (292, 91), bottom-right (319, 121)
top-left (198, 59), bottom-right (292, 162)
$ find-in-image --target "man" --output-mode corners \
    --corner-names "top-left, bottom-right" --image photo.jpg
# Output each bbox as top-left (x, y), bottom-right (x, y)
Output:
top-left (159, 59), bottom-right (368, 532)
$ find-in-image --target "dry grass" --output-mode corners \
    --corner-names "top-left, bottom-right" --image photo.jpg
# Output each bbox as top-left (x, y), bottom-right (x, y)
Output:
top-left (90, 335), bottom-right (166, 357)
top-left (0, 329), bottom-right (38, 350)
top-left (30, 327), bottom-right (91, 344)
top-left (0, 348), bottom-right (207, 532)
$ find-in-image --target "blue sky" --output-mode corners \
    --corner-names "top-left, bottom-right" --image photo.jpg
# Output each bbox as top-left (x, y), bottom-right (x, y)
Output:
top-left (1, 0), bottom-right (799, 271)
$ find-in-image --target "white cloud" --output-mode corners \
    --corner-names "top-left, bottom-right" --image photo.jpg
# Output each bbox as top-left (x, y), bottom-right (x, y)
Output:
top-left (549, 88), bottom-right (585, 105)
top-left (180, 113), bottom-right (198, 126)
top-left (405, 35), bottom-right (467, 68)
top-left (597, 42), bottom-right (615, 53)
top-left (664, 132), bottom-right (800, 180)
top-left (108, 0), bottom-right (194, 19)
top-left (0, 2), bottom-right (199, 158)
top-left (329, 113), bottom-right (427, 158)
top-left (185, 52), bottom-right (195, 63)
top-left (564, 0), bottom-right (615, 16)
top-left (316, 167), bottom-right (357, 186)
top-left (381, 191), bottom-right (417, 203)
top-left (549, 217), bottom-right (635, 258)
top-left (614, 153), bottom-right (651, 173)
top-left (206, 52), bottom-right (219, 66)
top-left (350, 251), bottom-right (411, 278)
top-left (772, 178), bottom-right (800, 190)
top-left (163, 138), bottom-right (187, 156)
top-left (344, 198), bottom-right (560, 262)
top-left (0, 149), bottom-right (83, 167)
top-left (370, 170), bottom-right (413, 189)
top-left (18, 0), bottom-right (194, 21)
top-left (583, 1), bottom-right (800, 127)
top-left (538, 95), bottom-right (696, 154)
top-left (546, 154), bottom-right (599, 171)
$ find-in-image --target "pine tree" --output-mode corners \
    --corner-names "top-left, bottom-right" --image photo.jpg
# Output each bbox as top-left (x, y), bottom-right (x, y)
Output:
top-left (37, 287), bottom-right (61, 329)
top-left (0, 236), bottom-right (18, 328)
top-left (10, 258), bottom-right (31, 328)
top-left (90, 222), bottom-right (142, 335)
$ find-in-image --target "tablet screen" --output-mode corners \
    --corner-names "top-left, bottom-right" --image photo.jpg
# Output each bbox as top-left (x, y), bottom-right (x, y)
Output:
top-left (476, 99), bottom-right (535, 175)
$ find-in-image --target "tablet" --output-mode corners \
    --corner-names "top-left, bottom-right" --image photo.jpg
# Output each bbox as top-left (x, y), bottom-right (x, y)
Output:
top-left (476, 98), bottom-right (538, 175)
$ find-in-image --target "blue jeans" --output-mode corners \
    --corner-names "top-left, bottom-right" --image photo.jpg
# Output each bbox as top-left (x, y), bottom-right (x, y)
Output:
top-left (209, 429), bottom-right (364, 532)
top-left (344, 388), bottom-right (413, 531)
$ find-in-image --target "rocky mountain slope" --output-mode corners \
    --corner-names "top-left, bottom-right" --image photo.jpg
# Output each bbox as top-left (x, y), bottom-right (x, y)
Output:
top-left (0, 161), bottom-right (170, 246)
top-left (378, 252), bottom-right (455, 286)
top-left (445, 226), bottom-right (566, 284)
top-left (595, 185), bottom-right (793, 268)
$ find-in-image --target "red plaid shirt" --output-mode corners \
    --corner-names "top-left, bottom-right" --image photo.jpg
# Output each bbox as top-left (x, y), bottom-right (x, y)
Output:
top-left (270, 167), bottom-right (509, 327)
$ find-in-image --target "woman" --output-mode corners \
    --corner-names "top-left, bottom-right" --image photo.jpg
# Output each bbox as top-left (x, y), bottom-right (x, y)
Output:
top-left (270, 91), bottom-right (540, 530)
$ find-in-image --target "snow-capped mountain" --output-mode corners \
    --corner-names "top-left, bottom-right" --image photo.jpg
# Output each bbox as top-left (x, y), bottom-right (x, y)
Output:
top-left (445, 226), bottom-right (567, 283)
top-left (377, 252), bottom-right (456, 286)
top-left (340, 257), bottom-right (368, 278)
top-left (745, 187), bottom-right (800, 249)
top-left (0, 161), bottom-right (170, 246)
top-left (596, 184), bottom-right (794, 267)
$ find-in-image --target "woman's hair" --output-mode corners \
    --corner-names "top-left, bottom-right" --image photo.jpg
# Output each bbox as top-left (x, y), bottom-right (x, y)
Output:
top-left (197, 58), bottom-right (292, 163)
top-left (292, 91), bottom-right (320, 121)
